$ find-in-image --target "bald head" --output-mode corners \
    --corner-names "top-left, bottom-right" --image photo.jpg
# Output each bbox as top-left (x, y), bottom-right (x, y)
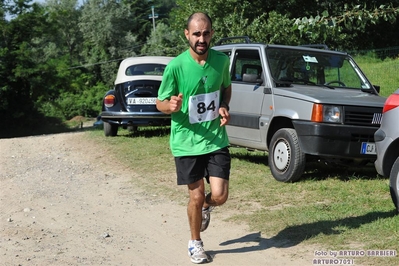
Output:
top-left (186, 12), bottom-right (213, 30)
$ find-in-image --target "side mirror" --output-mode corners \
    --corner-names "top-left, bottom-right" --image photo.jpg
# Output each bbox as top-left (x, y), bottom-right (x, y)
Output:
top-left (373, 85), bottom-right (380, 93)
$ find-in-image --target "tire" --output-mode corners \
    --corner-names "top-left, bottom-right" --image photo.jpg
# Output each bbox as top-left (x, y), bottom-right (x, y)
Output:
top-left (389, 157), bottom-right (399, 214)
top-left (103, 121), bottom-right (118, 137)
top-left (268, 128), bottom-right (306, 182)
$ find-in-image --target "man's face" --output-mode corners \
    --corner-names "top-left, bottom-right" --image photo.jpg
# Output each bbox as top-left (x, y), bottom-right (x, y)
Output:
top-left (185, 18), bottom-right (214, 56)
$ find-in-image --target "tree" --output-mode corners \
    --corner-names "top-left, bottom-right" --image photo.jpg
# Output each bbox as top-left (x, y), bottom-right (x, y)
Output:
top-left (141, 22), bottom-right (186, 56)
top-left (293, 4), bottom-right (399, 50)
top-left (77, 0), bottom-right (176, 85)
top-left (169, 0), bottom-right (300, 45)
top-left (45, 0), bottom-right (83, 66)
top-left (0, 1), bottom-right (53, 129)
top-left (29, 0), bottom-right (90, 119)
top-left (170, 0), bottom-right (399, 50)
top-left (79, 0), bottom-right (130, 86)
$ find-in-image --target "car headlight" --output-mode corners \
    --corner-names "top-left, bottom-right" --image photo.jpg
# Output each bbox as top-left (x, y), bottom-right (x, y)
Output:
top-left (323, 105), bottom-right (342, 123)
top-left (312, 104), bottom-right (343, 123)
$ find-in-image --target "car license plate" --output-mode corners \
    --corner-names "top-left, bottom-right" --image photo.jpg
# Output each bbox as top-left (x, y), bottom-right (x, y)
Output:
top-left (361, 142), bottom-right (376, 155)
top-left (128, 97), bottom-right (156, 105)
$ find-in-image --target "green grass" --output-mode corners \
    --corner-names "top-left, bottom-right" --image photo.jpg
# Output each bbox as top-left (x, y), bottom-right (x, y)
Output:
top-left (354, 55), bottom-right (399, 97)
top-left (85, 127), bottom-right (399, 266)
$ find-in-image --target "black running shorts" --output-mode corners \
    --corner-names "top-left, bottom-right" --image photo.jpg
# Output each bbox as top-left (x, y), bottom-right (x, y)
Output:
top-left (174, 147), bottom-right (231, 185)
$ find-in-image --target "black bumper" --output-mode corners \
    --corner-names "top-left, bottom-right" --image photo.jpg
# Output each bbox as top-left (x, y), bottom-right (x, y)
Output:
top-left (293, 120), bottom-right (378, 159)
top-left (101, 111), bottom-right (171, 126)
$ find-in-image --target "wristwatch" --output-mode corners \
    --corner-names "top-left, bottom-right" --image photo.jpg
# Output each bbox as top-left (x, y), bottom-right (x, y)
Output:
top-left (221, 101), bottom-right (230, 111)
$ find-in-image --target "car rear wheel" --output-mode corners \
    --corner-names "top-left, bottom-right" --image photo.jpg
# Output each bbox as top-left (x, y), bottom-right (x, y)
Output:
top-left (104, 121), bottom-right (118, 137)
top-left (389, 156), bottom-right (399, 214)
top-left (268, 128), bottom-right (306, 182)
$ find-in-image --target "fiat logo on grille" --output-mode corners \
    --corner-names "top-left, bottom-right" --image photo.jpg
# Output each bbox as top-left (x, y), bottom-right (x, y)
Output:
top-left (372, 113), bottom-right (383, 124)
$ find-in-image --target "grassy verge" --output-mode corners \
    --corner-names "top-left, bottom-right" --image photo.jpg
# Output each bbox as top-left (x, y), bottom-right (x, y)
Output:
top-left (355, 55), bottom-right (399, 97)
top-left (85, 127), bottom-right (398, 266)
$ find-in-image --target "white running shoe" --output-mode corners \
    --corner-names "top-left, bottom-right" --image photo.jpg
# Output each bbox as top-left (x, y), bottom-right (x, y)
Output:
top-left (188, 240), bottom-right (208, 264)
top-left (200, 206), bottom-right (214, 232)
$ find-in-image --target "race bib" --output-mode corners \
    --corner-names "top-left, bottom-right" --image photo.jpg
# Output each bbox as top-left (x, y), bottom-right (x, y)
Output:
top-left (189, 91), bottom-right (220, 124)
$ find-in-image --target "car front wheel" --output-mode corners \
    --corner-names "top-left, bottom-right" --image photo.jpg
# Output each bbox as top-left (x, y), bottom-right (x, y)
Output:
top-left (389, 157), bottom-right (399, 214)
top-left (268, 128), bottom-right (306, 182)
top-left (104, 121), bottom-right (118, 137)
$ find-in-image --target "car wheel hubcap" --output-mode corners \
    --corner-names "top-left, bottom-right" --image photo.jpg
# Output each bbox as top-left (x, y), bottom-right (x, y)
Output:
top-left (273, 140), bottom-right (291, 172)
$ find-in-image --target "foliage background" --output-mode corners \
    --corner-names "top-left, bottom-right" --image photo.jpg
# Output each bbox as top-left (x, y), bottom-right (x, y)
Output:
top-left (1, 0), bottom-right (399, 137)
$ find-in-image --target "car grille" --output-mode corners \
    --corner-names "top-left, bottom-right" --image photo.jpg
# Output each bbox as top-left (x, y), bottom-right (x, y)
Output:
top-left (344, 106), bottom-right (383, 127)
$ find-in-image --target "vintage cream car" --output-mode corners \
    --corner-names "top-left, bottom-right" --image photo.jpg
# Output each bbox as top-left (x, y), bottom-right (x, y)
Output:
top-left (101, 56), bottom-right (174, 136)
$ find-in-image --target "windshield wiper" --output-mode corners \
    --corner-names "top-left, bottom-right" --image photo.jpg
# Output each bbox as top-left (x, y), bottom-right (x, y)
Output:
top-left (275, 78), bottom-right (335, 90)
top-left (295, 78), bottom-right (316, 85)
top-left (277, 77), bottom-right (316, 86)
top-left (279, 77), bottom-right (316, 85)
top-left (317, 83), bottom-right (335, 90)
top-left (274, 78), bottom-right (292, 87)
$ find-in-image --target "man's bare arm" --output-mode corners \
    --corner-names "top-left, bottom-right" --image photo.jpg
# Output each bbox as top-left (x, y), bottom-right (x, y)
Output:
top-left (219, 85), bottom-right (232, 126)
top-left (221, 84), bottom-right (231, 107)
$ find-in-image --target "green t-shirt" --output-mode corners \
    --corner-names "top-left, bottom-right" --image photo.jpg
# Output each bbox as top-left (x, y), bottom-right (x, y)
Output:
top-left (158, 49), bottom-right (231, 157)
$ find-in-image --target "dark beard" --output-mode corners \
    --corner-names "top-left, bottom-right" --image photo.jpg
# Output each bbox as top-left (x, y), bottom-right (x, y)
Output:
top-left (189, 41), bottom-right (209, 55)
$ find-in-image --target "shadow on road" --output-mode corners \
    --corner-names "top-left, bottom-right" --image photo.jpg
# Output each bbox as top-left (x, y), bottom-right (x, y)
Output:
top-left (207, 210), bottom-right (395, 257)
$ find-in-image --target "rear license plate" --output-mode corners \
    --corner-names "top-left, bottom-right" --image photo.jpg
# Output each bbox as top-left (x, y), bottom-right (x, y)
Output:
top-left (361, 142), bottom-right (376, 155)
top-left (128, 97), bottom-right (156, 105)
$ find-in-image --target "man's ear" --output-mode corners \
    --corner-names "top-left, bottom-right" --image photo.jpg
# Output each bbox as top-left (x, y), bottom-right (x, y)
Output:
top-left (184, 29), bottom-right (189, 40)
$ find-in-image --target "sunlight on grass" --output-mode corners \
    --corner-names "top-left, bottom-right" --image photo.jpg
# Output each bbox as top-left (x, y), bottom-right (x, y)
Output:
top-left (354, 55), bottom-right (399, 96)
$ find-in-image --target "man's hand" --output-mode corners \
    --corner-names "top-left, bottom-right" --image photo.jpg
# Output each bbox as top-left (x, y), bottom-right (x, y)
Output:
top-left (219, 106), bottom-right (230, 126)
top-left (169, 93), bottom-right (183, 113)
top-left (156, 93), bottom-right (183, 114)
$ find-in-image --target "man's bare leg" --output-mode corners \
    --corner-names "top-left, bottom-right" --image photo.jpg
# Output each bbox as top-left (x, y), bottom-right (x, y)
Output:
top-left (203, 176), bottom-right (229, 209)
top-left (187, 179), bottom-right (205, 240)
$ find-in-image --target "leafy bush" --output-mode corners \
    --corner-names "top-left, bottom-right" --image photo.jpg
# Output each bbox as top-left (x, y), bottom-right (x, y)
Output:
top-left (38, 82), bottom-right (107, 120)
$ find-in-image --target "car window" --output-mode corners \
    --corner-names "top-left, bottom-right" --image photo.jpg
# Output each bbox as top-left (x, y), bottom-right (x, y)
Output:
top-left (220, 50), bottom-right (232, 58)
top-left (126, 64), bottom-right (166, 76)
top-left (266, 47), bottom-right (372, 89)
top-left (232, 49), bottom-right (263, 84)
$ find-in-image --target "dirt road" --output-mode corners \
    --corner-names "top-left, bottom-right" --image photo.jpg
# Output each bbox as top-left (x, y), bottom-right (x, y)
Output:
top-left (0, 131), bottom-right (315, 265)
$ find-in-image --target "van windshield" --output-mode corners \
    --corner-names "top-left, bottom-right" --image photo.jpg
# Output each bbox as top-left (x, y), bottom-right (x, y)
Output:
top-left (266, 47), bottom-right (372, 90)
